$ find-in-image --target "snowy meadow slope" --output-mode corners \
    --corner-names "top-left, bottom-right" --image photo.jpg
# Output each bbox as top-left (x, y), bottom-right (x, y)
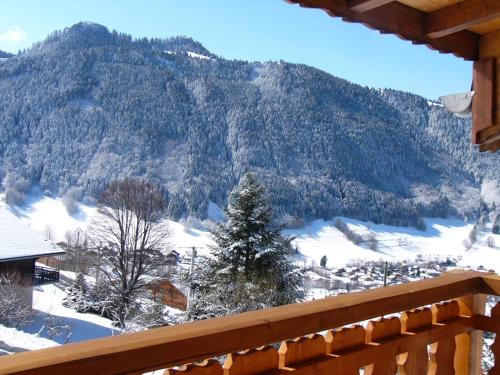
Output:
top-left (5, 192), bottom-right (499, 272)
top-left (286, 217), bottom-right (500, 270)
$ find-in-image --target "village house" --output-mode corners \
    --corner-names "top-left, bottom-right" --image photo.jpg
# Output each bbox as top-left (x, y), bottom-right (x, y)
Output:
top-left (0, 204), bottom-right (65, 305)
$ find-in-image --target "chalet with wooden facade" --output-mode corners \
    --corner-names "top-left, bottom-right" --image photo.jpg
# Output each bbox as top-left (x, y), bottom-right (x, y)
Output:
top-left (149, 279), bottom-right (188, 311)
top-left (0, 204), bottom-right (64, 304)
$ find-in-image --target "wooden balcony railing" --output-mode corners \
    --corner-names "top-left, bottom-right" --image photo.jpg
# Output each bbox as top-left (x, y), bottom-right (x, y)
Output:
top-left (33, 266), bottom-right (60, 285)
top-left (1, 270), bottom-right (499, 374)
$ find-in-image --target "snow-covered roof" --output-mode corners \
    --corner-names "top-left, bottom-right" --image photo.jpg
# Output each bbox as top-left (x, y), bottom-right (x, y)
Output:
top-left (0, 204), bottom-right (64, 262)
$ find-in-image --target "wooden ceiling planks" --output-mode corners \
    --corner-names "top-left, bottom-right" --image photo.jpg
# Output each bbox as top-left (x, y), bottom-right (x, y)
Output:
top-left (425, 0), bottom-right (500, 39)
top-left (290, 0), bottom-right (500, 57)
top-left (397, 0), bottom-right (462, 13)
top-left (349, 0), bottom-right (500, 37)
top-left (470, 18), bottom-right (500, 36)
top-left (348, 0), bottom-right (394, 12)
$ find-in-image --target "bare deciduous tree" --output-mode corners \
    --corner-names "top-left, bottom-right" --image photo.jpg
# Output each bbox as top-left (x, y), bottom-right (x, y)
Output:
top-left (60, 228), bottom-right (96, 274)
top-left (42, 315), bottom-right (74, 343)
top-left (88, 179), bottom-right (170, 327)
top-left (44, 225), bottom-right (53, 241)
top-left (487, 236), bottom-right (495, 248)
top-left (0, 273), bottom-right (33, 328)
top-left (364, 232), bottom-right (379, 251)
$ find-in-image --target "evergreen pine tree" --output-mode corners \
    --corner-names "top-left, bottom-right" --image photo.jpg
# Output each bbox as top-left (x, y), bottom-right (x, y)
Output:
top-left (140, 297), bottom-right (168, 329)
top-left (190, 173), bottom-right (304, 319)
top-left (493, 214), bottom-right (500, 234)
top-left (63, 272), bottom-right (89, 312)
top-left (74, 272), bottom-right (88, 294)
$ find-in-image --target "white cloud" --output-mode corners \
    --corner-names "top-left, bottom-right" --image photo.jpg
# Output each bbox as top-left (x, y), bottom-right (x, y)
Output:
top-left (0, 26), bottom-right (27, 43)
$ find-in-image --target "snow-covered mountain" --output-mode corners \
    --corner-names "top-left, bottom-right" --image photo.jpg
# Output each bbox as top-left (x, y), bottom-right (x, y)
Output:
top-left (0, 22), bottom-right (499, 228)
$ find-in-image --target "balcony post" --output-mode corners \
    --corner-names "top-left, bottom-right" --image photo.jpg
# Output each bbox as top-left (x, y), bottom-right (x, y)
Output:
top-left (456, 293), bottom-right (487, 374)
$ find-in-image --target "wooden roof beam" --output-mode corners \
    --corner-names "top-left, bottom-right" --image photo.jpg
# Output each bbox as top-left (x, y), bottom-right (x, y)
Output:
top-left (426, 0), bottom-right (500, 39)
top-left (287, 0), bottom-right (479, 60)
top-left (348, 0), bottom-right (394, 13)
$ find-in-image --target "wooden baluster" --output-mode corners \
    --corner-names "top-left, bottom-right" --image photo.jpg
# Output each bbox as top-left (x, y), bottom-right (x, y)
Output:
top-left (364, 317), bottom-right (401, 375)
top-left (456, 294), bottom-right (487, 375)
top-left (489, 302), bottom-right (500, 375)
top-left (399, 307), bottom-right (432, 375)
top-left (429, 300), bottom-right (460, 375)
top-left (165, 359), bottom-right (223, 375)
top-left (278, 333), bottom-right (326, 369)
top-left (223, 345), bottom-right (279, 375)
top-left (326, 325), bottom-right (365, 374)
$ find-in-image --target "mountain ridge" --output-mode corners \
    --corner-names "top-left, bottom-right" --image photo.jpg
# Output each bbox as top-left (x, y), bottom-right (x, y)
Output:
top-left (0, 23), bottom-right (497, 228)
top-left (0, 50), bottom-right (14, 58)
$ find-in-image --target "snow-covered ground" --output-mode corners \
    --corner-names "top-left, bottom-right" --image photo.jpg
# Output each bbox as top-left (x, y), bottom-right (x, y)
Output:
top-left (25, 274), bottom-right (117, 343)
top-left (186, 51), bottom-right (213, 60)
top-left (6, 192), bottom-right (500, 271)
top-left (286, 217), bottom-right (500, 271)
top-left (12, 192), bottom-right (214, 252)
top-left (0, 325), bottom-right (58, 355)
top-left (0, 270), bottom-right (117, 353)
top-left (14, 192), bottom-right (97, 242)
top-left (163, 50), bottom-right (214, 61)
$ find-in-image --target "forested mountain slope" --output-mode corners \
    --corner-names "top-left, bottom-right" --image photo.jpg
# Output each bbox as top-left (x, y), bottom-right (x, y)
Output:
top-left (0, 22), bottom-right (497, 227)
top-left (0, 50), bottom-right (14, 59)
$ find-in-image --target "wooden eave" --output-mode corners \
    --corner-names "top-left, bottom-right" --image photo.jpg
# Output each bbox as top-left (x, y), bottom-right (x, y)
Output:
top-left (0, 251), bottom-right (66, 263)
top-left (287, 0), bottom-right (500, 61)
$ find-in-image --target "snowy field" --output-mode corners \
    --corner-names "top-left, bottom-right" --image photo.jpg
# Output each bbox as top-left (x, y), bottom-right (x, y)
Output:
top-left (0, 270), bottom-right (117, 355)
top-left (26, 273), bottom-right (117, 342)
top-left (5, 192), bottom-right (499, 272)
top-left (286, 217), bottom-right (500, 271)
top-left (0, 324), bottom-right (57, 355)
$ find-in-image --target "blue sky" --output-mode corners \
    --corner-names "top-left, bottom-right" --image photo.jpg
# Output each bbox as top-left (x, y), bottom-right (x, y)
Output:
top-left (0, 0), bottom-right (471, 99)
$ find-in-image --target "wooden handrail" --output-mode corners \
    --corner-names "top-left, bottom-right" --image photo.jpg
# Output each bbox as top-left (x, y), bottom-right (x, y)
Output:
top-left (0, 270), bottom-right (494, 375)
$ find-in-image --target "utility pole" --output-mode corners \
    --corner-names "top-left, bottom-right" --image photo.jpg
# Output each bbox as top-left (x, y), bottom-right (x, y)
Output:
top-left (383, 261), bottom-right (388, 287)
top-left (178, 246), bottom-right (199, 312)
top-left (188, 246), bottom-right (197, 311)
